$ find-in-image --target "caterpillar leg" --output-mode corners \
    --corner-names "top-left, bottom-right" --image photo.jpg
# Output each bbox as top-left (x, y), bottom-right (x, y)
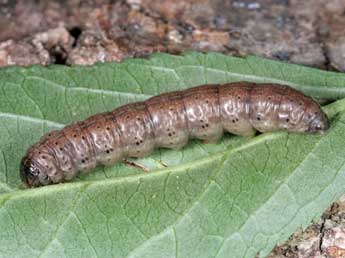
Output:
top-left (123, 158), bottom-right (150, 172)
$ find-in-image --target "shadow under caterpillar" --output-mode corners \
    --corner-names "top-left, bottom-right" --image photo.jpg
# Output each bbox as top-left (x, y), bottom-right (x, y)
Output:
top-left (20, 82), bottom-right (329, 187)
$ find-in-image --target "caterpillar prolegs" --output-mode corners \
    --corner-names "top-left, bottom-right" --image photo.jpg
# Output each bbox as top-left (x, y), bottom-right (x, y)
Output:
top-left (20, 82), bottom-right (329, 187)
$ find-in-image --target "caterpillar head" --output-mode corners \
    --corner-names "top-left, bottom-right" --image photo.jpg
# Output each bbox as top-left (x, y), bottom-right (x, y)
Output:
top-left (20, 150), bottom-right (60, 187)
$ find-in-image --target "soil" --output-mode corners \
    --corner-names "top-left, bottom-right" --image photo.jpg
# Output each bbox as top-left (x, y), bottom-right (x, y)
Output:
top-left (1, 0), bottom-right (345, 257)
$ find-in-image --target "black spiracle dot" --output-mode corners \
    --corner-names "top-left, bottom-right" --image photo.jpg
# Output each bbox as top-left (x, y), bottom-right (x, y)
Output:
top-left (136, 142), bottom-right (140, 146)
top-left (232, 120), bottom-right (236, 123)
top-left (205, 123), bottom-right (209, 127)
top-left (106, 150), bottom-right (110, 154)
top-left (140, 140), bottom-right (143, 143)
top-left (73, 134), bottom-right (77, 138)
top-left (82, 136), bottom-right (85, 140)
top-left (81, 159), bottom-right (85, 163)
top-left (237, 96), bottom-right (241, 99)
top-left (55, 142), bottom-right (58, 145)
top-left (168, 133), bottom-right (172, 137)
top-left (172, 131), bottom-right (176, 135)
top-left (205, 100), bottom-right (209, 104)
top-left (59, 147), bottom-right (63, 151)
top-left (286, 118), bottom-right (290, 122)
top-left (257, 116), bottom-right (261, 121)
top-left (106, 127), bottom-right (110, 131)
top-left (268, 97), bottom-right (271, 100)
top-left (202, 125), bottom-right (205, 129)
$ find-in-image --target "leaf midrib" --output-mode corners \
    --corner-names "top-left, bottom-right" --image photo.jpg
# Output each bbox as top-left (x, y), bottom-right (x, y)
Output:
top-left (1, 97), bottom-right (343, 199)
top-left (2, 93), bottom-right (344, 200)
top-left (0, 132), bottom-right (285, 202)
top-left (9, 59), bottom-right (345, 104)
top-left (125, 117), bottom-right (339, 258)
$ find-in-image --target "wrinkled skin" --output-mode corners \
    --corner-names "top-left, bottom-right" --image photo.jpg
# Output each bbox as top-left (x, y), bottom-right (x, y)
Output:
top-left (21, 82), bottom-right (329, 187)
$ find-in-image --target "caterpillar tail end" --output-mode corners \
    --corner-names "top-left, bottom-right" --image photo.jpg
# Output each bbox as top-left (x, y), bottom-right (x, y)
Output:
top-left (308, 112), bottom-right (330, 134)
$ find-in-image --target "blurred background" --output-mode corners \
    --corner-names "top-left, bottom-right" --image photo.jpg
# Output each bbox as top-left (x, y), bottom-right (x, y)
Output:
top-left (1, 1), bottom-right (345, 257)
top-left (0, 0), bottom-right (345, 71)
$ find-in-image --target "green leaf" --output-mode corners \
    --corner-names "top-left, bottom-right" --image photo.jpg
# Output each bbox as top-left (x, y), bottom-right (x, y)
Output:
top-left (1, 52), bottom-right (345, 258)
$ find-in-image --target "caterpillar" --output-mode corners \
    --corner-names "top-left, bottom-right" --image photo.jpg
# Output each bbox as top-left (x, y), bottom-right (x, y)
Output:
top-left (20, 82), bottom-right (329, 187)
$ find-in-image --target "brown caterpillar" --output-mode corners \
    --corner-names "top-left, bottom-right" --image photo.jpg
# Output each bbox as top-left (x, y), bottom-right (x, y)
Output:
top-left (20, 82), bottom-right (329, 187)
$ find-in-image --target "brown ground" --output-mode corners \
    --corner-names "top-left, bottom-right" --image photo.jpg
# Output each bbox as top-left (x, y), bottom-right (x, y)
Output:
top-left (1, 0), bottom-right (345, 257)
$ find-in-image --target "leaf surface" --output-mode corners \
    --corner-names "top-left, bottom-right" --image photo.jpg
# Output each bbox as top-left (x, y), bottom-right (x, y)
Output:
top-left (1, 52), bottom-right (345, 258)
